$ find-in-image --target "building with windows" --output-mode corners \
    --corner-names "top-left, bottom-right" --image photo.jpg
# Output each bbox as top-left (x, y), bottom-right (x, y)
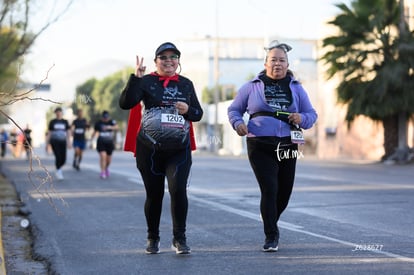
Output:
top-left (177, 36), bottom-right (319, 156)
top-left (176, 20), bottom-right (414, 161)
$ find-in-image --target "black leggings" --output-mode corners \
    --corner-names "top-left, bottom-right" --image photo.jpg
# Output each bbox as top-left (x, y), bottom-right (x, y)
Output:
top-left (135, 138), bottom-right (192, 241)
top-left (247, 137), bottom-right (298, 241)
top-left (50, 139), bottom-right (67, 170)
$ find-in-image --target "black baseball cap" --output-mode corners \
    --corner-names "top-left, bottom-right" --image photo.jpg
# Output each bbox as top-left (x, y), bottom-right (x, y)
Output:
top-left (155, 42), bottom-right (181, 58)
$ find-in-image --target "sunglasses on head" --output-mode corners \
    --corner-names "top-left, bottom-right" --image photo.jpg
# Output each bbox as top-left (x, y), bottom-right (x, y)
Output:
top-left (264, 40), bottom-right (292, 53)
top-left (157, 54), bottom-right (179, 61)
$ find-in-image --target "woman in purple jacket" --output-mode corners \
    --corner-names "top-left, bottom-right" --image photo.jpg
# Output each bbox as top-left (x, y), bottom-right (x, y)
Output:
top-left (227, 40), bottom-right (317, 252)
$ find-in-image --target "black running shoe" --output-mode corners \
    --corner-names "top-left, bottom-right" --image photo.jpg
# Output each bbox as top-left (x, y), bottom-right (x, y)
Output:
top-left (73, 159), bottom-right (80, 171)
top-left (171, 238), bottom-right (191, 254)
top-left (262, 239), bottom-right (278, 252)
top-left (145, 239), bottom-right (160, 254)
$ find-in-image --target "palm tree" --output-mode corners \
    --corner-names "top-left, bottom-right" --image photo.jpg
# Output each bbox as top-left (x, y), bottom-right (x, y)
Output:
top-left (321, 0), bottom-right (414, 161)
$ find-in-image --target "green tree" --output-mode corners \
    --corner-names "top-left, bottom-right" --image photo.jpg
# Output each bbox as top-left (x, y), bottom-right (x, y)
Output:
top-left (0, 0), bottom-right (74, 212)
top-left (71, 78), bottom-right (98, 122)
top-left (73, 68), bottom-right (132, 134)
top-left (321, 0), bottom-right (414, 161)
top-left (0, 0), bottom-right (73, 85)
top-left (90, 69), bottom-right (130, 124)
top-left (202, 85), bottom-right (236, 104)
top-left (1, 0), bottom-right (73, 124)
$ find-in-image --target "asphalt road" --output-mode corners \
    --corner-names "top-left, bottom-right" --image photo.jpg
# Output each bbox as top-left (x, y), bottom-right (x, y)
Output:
top-left (1, 148), bottom-right (413, 275)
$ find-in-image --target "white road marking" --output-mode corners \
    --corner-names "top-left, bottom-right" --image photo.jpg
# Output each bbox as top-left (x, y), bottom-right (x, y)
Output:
top-left (87, 164), bottom-right (414, 263)
top-left (189, 192), bottom-right (414, 263)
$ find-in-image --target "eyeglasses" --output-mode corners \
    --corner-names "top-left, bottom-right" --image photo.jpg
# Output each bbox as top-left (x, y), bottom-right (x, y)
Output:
top-left (157, 54), bottom-right (179, 61)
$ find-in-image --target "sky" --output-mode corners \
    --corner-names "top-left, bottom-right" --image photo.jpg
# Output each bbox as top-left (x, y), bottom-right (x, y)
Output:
top-left (22, 0), bottom-right (351, 101)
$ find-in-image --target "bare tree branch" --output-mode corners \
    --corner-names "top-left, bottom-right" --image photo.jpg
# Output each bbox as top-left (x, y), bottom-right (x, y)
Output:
top-left (0, 0), bottom-right (74, 78)
top-left (0, 63), bottom-right (61, 106)
top-left (0, 62), bottom-right (69, 215)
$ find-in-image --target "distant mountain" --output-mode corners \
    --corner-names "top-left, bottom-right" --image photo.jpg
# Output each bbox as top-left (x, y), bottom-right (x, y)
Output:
top-left (47, 58), bottom-right (131, 102)
top-left (65, 58), bottom-right (130, 81)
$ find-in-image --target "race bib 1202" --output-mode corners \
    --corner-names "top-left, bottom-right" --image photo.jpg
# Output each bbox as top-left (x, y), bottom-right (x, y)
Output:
top-left (161, 113), bottom-right (185, 128)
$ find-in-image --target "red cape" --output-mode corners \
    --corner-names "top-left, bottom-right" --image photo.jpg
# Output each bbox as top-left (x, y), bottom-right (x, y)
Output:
top-left (123, 104), bottom-right (197, 155)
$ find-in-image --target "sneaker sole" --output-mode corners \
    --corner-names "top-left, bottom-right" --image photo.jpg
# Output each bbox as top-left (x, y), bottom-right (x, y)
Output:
top-left (171, 244), bottom-right (191, 254)
top-left (145, 240), bottom-right (160, 254)
top-left (145, 250), bottom-right (160, 254)
top-left (262, 246), bottom-right (278, 252)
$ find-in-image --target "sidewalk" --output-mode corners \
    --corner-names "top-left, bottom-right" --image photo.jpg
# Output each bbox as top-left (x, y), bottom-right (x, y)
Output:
top-left (0, 162), bottom-right (47, 274)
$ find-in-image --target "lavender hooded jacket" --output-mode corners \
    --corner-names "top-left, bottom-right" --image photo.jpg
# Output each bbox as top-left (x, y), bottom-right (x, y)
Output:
top-left (228, 73), bottom-right (317, 138)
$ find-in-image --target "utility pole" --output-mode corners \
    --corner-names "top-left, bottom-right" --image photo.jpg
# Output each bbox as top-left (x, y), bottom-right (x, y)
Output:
top-left (398, 0), bottom-right (409, 153)
top-left (212, 0), bottom-right (220, 153)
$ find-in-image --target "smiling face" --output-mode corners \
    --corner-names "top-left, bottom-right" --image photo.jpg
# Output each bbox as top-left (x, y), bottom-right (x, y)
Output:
top-left (155, 50), bottom-right (179, 76)
top-left (264, 47), bottom-right (289, 80)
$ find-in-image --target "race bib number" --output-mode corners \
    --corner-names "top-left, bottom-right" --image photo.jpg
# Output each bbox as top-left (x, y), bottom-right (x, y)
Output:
top-left (291, 129), bottom-right (305, 144)
top-left (161, 113), bottom-right (185, 128)
top-left (100, 132), bottom-right (112, 138)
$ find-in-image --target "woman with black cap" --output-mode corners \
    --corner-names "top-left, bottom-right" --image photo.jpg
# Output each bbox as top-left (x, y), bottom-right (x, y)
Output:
top-left (119, 42), bottom-right (203, 255)
top-left (47, 107), bottom-right (71, 180)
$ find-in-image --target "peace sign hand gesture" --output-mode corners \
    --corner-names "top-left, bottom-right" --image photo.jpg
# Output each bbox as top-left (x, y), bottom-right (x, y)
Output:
top-left (135, 55), bottom-right (146, 78)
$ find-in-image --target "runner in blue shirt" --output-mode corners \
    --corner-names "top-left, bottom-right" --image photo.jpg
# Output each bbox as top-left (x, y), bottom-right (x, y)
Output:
top-left (71, 109), bottom-right (90, 171)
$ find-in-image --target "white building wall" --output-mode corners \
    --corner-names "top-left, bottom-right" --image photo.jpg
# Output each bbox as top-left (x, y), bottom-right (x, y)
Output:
top-left (6, 89), bottom-right (73, 148)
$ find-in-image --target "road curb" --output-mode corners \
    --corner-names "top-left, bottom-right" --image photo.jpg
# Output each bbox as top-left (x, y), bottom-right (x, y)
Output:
top-left (0, 168), bottom-right (48, 274)
top-left (0, 208), bottom-right (7, 275)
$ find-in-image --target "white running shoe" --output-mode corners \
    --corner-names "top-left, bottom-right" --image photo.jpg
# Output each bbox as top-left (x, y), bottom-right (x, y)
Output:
top-left (56, 169), bottom-right (64, 181)
top-left (100, 171), bottom-right (106, 179)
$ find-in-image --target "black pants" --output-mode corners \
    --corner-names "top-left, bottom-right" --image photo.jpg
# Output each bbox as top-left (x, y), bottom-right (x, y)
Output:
top-left (247, 137), bottom-right (298, 241)
top-left (1, 142), bottom-right (6, 157)
top-left (50, 139), bottom-right (67, 169)
top-left (135, 138), bottom-right (192, 241)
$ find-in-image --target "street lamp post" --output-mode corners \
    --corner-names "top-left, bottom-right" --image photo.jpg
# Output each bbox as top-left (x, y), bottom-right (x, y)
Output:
top-left (398, 0), bottom-right (408, 153)
top-left (212, 0), bottom-right (220, 153)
